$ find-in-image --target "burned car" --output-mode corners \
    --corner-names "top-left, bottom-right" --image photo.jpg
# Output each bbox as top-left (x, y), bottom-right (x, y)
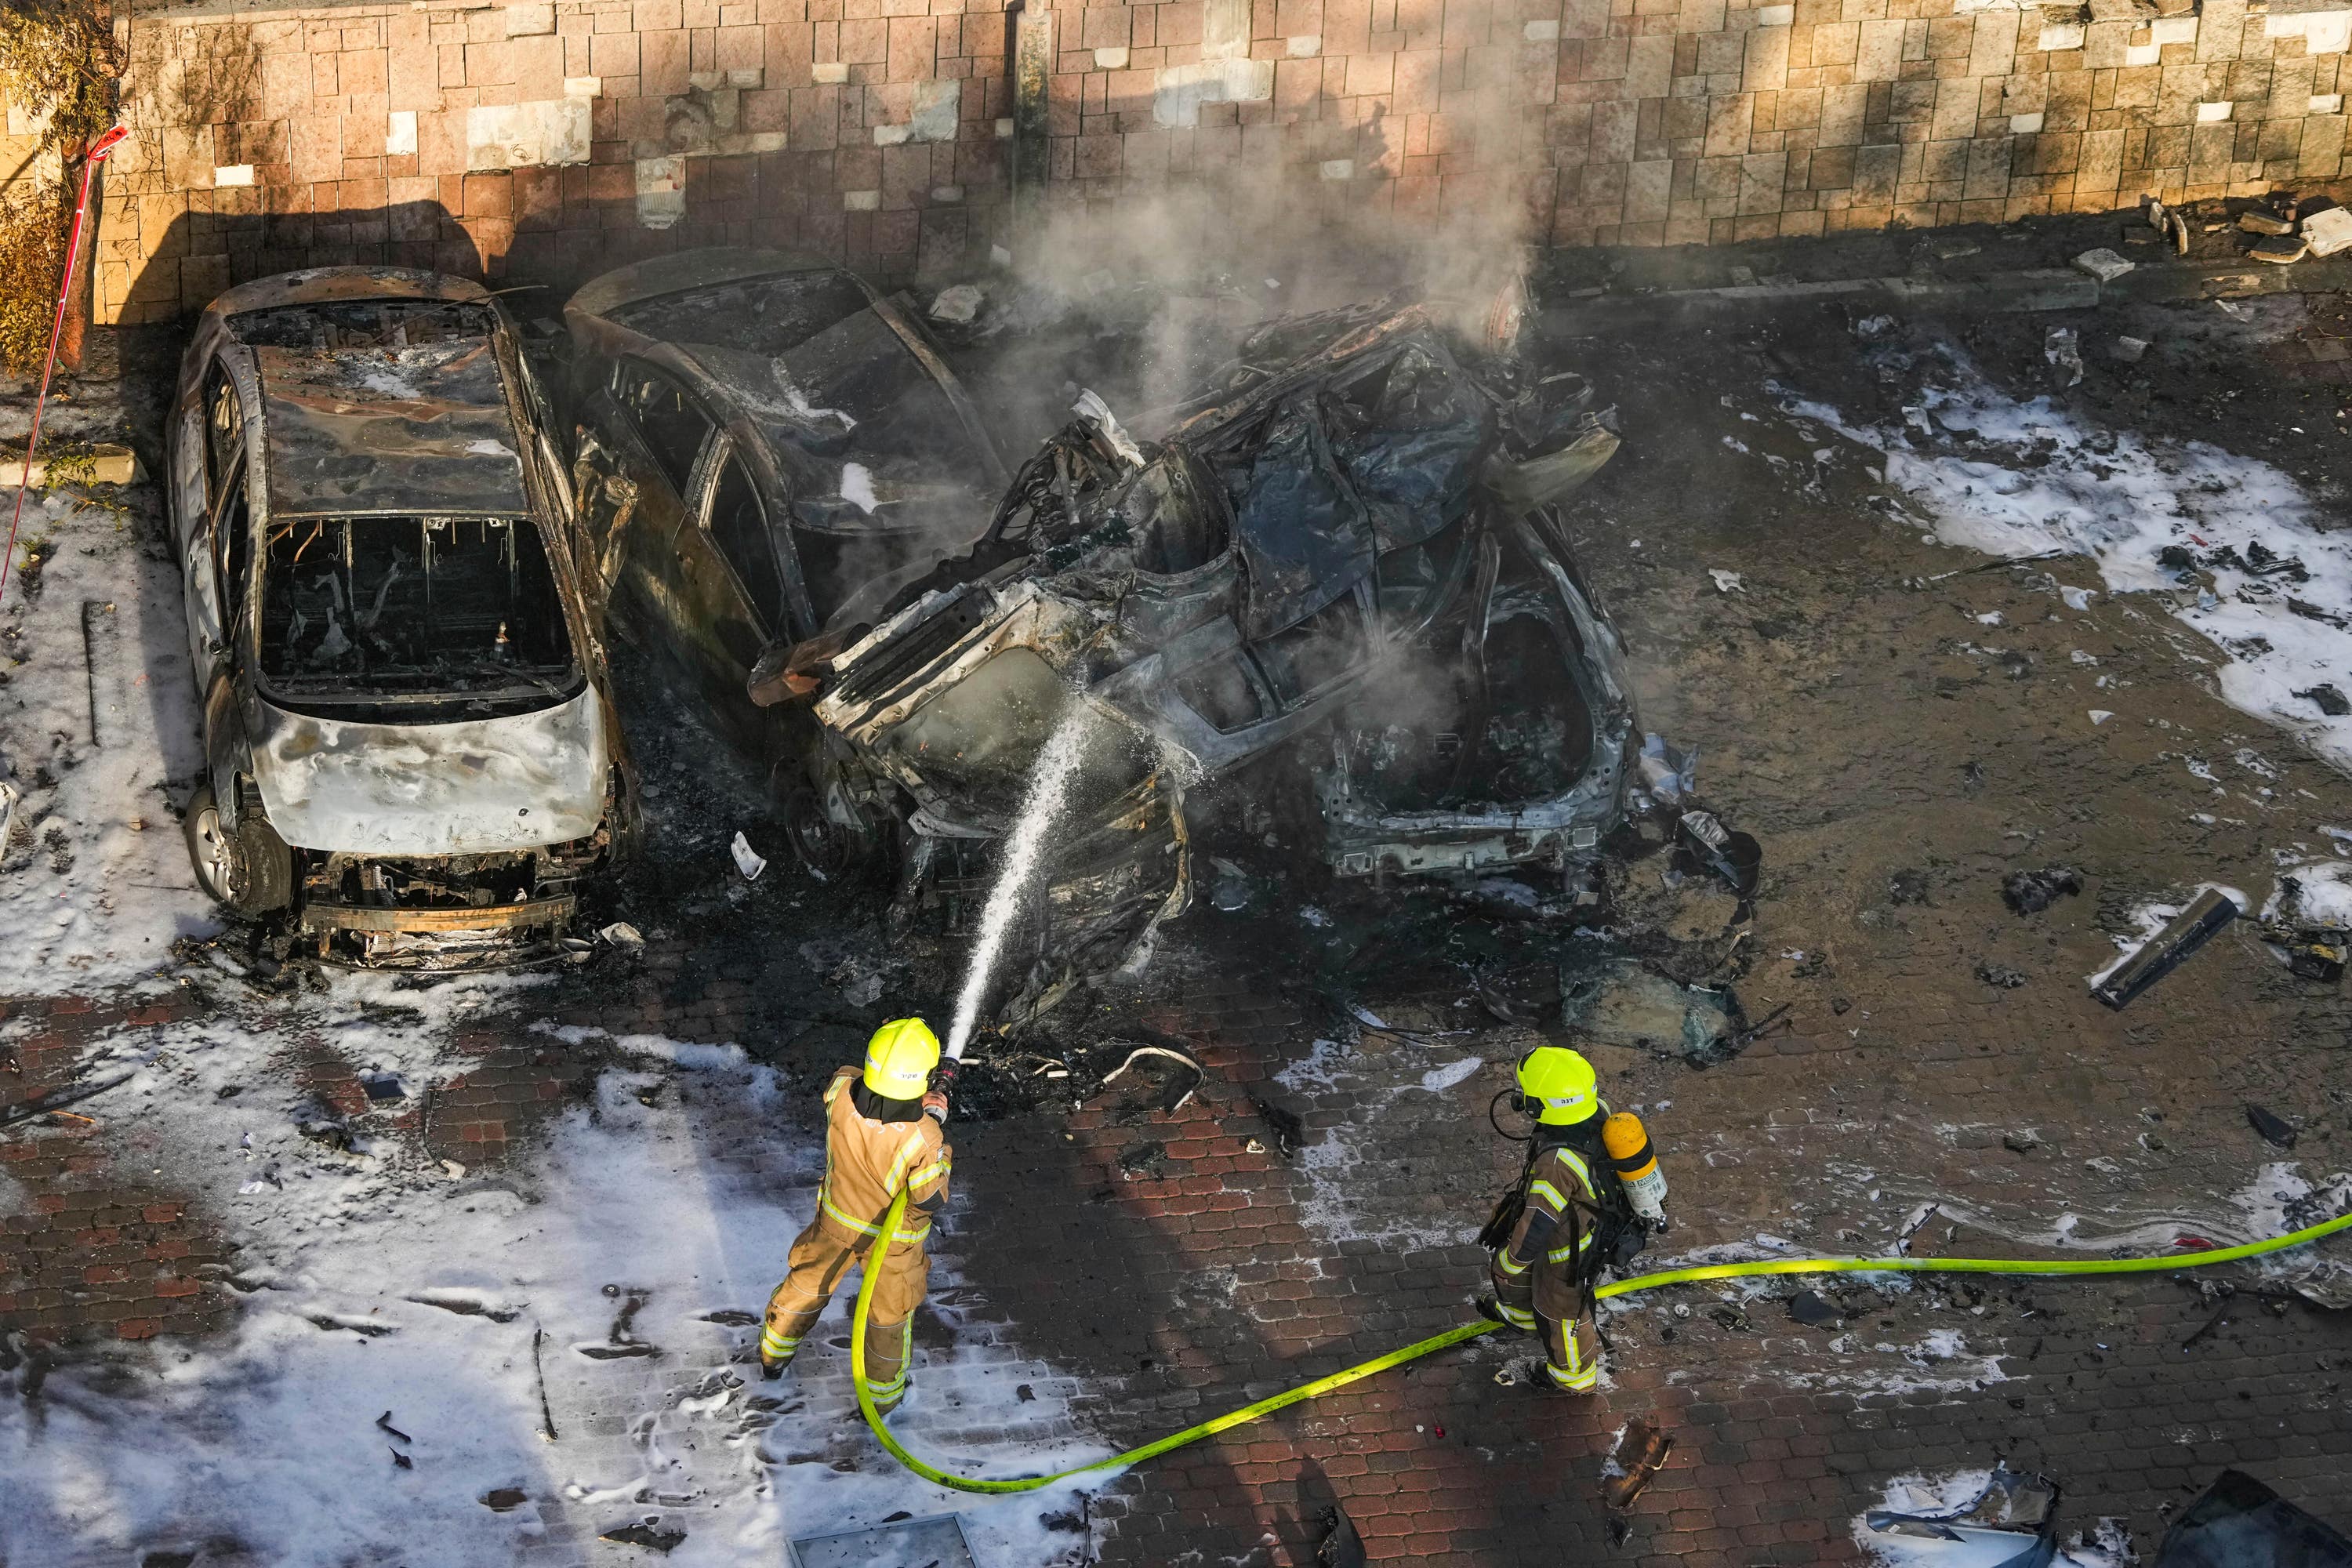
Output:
top-left (168, 267), bottom-right (636, 967)
top-left (802, 297), bottom-right (1638, 887)
top-left (557, 252), bottom-right (1186, 1015)
top-left (563, 254), bottom-right (1635, 1014)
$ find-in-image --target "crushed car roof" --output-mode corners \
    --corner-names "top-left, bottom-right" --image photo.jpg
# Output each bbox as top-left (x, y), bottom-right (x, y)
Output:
top-left (254, 338), bottom-right (528, 518)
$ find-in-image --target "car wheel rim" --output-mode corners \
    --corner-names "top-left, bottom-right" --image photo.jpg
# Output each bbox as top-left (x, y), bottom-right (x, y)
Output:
top-left (192, 808), bottom-right (234, 898)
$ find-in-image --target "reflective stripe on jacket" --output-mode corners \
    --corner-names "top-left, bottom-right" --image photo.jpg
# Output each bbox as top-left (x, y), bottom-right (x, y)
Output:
top-left (1506, 1143), bottom-right (1602, 1273)
top-left (815, 1066), bottom-right (951, 1244)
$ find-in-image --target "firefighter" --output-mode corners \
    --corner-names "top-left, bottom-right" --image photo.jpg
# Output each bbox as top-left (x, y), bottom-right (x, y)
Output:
top-left (760, 1018), bottom-right (953, 1416)
top-left (1479, 1045), bottom-right (1660, 1394)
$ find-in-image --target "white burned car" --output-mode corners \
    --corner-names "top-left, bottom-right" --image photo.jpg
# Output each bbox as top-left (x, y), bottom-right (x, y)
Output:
top-left (169, 267), bottom-right (636, 967)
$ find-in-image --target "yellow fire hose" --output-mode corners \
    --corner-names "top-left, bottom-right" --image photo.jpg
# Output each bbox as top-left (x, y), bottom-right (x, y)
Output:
top-left (850, 1188), bottom-right (2352, 1497)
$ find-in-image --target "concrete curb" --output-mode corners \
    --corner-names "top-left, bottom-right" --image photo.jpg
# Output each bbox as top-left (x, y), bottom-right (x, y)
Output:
top-left (1539, 256), bottom-right (2352, 339)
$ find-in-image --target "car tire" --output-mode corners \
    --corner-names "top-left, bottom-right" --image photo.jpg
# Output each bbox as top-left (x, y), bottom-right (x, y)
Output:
top-left (778, 779), bottom-right (879, 882)
top-left (184, 781), bottom-right (294, 916)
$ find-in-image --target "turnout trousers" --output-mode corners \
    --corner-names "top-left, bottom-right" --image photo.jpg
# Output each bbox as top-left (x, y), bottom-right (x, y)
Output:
top-left (1490, 1249), bottom-right (1602, 1393)
top-left (761, 1210), bottom-right (931, 1412)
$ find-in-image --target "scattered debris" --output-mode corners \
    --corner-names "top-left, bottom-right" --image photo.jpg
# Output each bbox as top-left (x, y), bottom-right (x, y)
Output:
top-left (1098, 1043), bottom-right (1204, 1112)
top-left (2152, 1469), bottom-right (2352, 1566)
top-left (360, 1073), bottom-right (406, 1104)
top-left (2251, 235), bottom-right (2310, 265)
top-left (600, 1520), bottom-right (688, 1552)
top-left (2245, 1103), bottom-right (2298, 1149)
top-left (1602, 1419), bottom-right (1675, 1510)
top-left (1974, 960), bottom-right (2028, 989)
top-left (1250, 1094), bottom-right (1305, 1157)
top-left (928, 282), bottom-right (984, 325)
top-left (598, 921), bottom-right (645, 949)
top-left (1788, 1290), bottom-right (1839, 1327)
top-left (728, 832), bottom-right (768, 881)
top-left (790, 1512), bottom-right (981, 1567)
top-left (480, 1488), bottom-right (529, 1512)
top-left (2113, 336), bottom-right (2150, 365)
top-left (2074, 249), bottom-right (2136, 282)
top-left (0, 1072), bottom-right (139, 1132)
top-left (2238, 211), bottom-right (2296, 237)
top-left (2002, 866), bottom-right (2083, 916)
top-left (2090, 887), bottom-right (2241, 1010)
top-left (374, 1411), bottom-right (412, 1443)
top-left (1316, 1502), bottom-right (1368, 1568)
top-left (1708, 568), bottom-right (1744, 593)
top-left (2304, 206), bottom-right (2352, 258)
top-left (2002, 1131), bottom-right (2038, 1153)
top-left (1859, 1465), bottom-right (2059, 1567)
top-left (2045, 326), bottom-right (2085, 388)
top-left (2296, 684), bottom-right (2352, 717)
top-left (532, 1323), bottom-right (558, 1442)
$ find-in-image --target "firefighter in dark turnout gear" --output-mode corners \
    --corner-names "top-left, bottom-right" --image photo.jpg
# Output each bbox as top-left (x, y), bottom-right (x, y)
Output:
top-left (1483, 1045), bottom-right (1660, 1393)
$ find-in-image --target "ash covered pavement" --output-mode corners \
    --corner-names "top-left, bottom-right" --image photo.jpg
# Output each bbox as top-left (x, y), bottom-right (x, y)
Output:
top-left (5, 218), bottom-right (2352, 1567)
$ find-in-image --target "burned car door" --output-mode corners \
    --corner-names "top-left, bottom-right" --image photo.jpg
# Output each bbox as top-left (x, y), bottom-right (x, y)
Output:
top-left (581, 357), bottom-right (711, 669)
top-left (673, 434), bottom-right (791, 754)
top-left (177, 355), bottom-right (252, 682)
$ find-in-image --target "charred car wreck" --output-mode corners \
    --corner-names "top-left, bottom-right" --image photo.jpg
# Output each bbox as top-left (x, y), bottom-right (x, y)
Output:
top-left (169, 268), bottom-right (636, 968)
top-left (562, 252), bottom-right (1650, 1014)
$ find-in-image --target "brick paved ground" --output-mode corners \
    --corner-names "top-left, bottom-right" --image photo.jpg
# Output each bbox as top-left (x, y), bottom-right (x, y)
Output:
top-left (7, 281), bottom-right (2352, 1563)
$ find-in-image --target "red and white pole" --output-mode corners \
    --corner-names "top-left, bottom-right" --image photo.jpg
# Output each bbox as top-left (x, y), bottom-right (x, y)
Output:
top-left (2, 123), bottom-right (129, 602)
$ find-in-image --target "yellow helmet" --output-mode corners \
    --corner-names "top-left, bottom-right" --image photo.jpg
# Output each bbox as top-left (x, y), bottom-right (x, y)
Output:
top-left (862, 1018), bottom-right (942, 1100)
top-left (1517, 1046), bottom-right (1599, 1126)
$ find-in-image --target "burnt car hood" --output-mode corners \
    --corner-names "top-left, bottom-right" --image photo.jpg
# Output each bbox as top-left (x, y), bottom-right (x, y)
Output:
top-left (249, 689), bottom-right (610, 855)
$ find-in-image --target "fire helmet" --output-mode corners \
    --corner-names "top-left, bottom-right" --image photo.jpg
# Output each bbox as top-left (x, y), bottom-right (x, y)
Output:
top-left (1515, 1046), bottom-right (1599, 1126)
top-left (862, 1018), bottom-right (942, 1101)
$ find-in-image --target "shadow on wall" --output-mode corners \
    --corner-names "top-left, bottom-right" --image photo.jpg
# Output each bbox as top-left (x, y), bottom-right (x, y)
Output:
top-left (117, 201), bottom-right (486, 325)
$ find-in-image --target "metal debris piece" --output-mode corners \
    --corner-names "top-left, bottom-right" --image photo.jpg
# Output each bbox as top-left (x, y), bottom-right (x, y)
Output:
top-left (376, 1410), bottom-right (412, 1443)
top-left (2304, 207), bottom-right (2352, 258)
top-left (601, 1520), bottom-right (687, 1553)
top-left (729, 832), bottom-right (768, 881)
top-left (1602, 1419), bottom-right (1675, 1510)
top-left (1864, 1464), bottom-right (2060, 1567)
top-left (2239, 211), bottom-right (2296, 236)
top-left (2245, 1103), bottom-right (2297, 1149)
top-left (2252, 235), bottom-right (2310, 264)
top-left (789, 1512), bottom-right (978, 1567)
top-left (2153, 1469), bottom-right (2352, 1566)
top-left (1788, 1290), bottom-right (1839, 1327)
top-left (2002, 866), bottom-right (2082, 915)
top-left (928, 283), bottom-right (984, 325)
top-left (1098, 1044), bottom-right (1204, 1112)
top-left (2296, 684), bottom-right (2351, 717)
top-left (1316, 1502), bottom-right (1368, 1568)
top-left (2091, 887), bottom-right (2241, 1011)
top-left (1250, 1094), bottom-right (1305, 1157)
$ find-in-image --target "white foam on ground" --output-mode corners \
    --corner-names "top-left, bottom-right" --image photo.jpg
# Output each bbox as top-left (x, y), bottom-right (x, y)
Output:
top-left (1787, 366), bottom-right (2352, 771)
top-left (0, 495), bottom-right (216, 993)
top-left (0, 1005), bottom-right (1109, 1566)
top-left (2265, 855), bottom-right (2352, 926)
top-left (1274, 1036), bottom-right (1480, 1252)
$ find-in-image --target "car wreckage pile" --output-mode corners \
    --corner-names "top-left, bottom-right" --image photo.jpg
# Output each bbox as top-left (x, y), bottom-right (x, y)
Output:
top-left (163, 252), bottom-right (1758, 1026)
top-left (728, 293), bottom-right (1692, 1020)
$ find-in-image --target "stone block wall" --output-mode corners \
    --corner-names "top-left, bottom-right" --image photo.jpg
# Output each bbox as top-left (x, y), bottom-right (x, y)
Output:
top-left (80, 0), bottom-right (2352, 320)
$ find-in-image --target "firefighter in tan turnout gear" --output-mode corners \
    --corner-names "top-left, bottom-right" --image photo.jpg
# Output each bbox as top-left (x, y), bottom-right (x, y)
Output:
top-left (760, 1018), bottom-right (952, 1416)
top-left (1479, 1045), bottom-right (1667, 1394)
